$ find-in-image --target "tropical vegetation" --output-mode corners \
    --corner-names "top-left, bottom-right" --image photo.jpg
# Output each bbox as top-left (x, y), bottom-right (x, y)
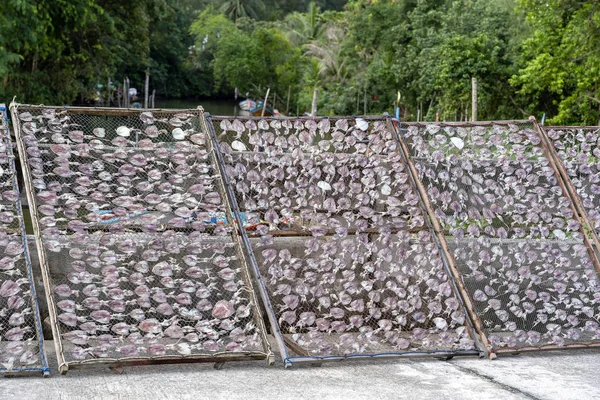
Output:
top-left (0, 0), bottom-right (598, 124)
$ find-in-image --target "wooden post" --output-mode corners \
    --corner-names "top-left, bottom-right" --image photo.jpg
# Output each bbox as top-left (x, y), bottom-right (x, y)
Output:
top-left (125, 77), bottom-right (130, 108)
top-left (122, 78), bottom-right (126, 108)
top-left (286, 85), bottom-right (291, 116)
top-left (151, 90), bottom-right (156, 108)
top-left (471, 77), bottom-right (478, 122)
top-left (127, 77), bottom-right (130, 108)
top-left (144, 70), bottom-right (150, 109)
top-left (311, 87), bottom-right (318, 116)
top-left (363, 86), bottom-right (367, 115)
top-left (261, 87), bottom-right (271, 117)
top-left (107, 77), bottom-right (111, 107)
top-left (273, 92), bottom-right (277, 112)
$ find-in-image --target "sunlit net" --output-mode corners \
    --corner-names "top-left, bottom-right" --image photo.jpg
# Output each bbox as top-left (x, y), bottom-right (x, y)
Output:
top-left (0, 106), bottom-right (48, 374)
top-left (544, 127), bottom-right (600, 241)
top-left (10, 105), bottom-right (271, 372)
top-left (208, 116), bottom-right (479, 364)
top-left (403, 121), bottom-right (600, 351)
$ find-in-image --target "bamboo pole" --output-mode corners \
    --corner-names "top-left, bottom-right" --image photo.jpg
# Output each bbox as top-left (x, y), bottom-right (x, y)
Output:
top-left (200, 109), bottom-right (277, 366)
top-left (390, 121), bottom-right (495, 359)
top-left (9, 102), bottom-right (68, 374)
top-left (534, 121), bottom-right (600, 275)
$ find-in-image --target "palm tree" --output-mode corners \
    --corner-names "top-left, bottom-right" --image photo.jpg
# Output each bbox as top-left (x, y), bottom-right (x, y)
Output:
top-left (220, 0), bottom-right (265, 21)
top-left (284, 1), bottom-right (327, 47)
top-left (303, 24), bottom-right (348, 84)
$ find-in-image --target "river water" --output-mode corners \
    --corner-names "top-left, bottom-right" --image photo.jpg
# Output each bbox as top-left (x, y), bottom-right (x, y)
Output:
top-left (154, 98), bottom-right (241, 116)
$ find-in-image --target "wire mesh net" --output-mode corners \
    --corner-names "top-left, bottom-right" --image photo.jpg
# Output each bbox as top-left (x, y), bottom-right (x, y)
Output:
top-left (402, 121), bottom-right (600, 351)
top-left (0, 106), bottom-right (48, 374)
top-left (10, 105), bottom-right (271, 371)
top-left (543, 127), bottom-right (600, 242)
top-left (207, 116), bottom-right (479, 363)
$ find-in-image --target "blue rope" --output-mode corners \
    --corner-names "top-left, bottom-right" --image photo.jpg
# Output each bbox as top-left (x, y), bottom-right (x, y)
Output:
top-left (0, 105), bottom-right (50, 374)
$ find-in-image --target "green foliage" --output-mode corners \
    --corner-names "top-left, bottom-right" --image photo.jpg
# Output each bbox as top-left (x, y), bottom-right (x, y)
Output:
top-left (219, 0), bottom-right (265, 21)
top-left (190, 10), bottom-right (302, 109)
top-left (0, 0), bottom-right (599, 124)
top-left (511, 0), bottom-right (600, 125)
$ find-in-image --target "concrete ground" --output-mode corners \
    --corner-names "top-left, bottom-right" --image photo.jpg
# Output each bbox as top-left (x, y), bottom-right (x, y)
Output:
top-left (1, 343), bottom-right (599, 400)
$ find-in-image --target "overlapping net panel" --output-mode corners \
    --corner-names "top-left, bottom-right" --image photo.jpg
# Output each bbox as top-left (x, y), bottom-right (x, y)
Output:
top-left (207, 116), bottom-right (479, 364)
top-left (544, 127), bottom-right (600, 242)
top-left (0, 106), bottom-right (48, 375)
top-left (10, 105), bottom-right (270, 372)
top-left (402, 121), bottom-right (600, 352)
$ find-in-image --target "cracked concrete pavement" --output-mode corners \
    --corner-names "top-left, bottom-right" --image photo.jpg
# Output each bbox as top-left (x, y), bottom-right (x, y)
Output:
top-left (1, 345), bottom-right (598, 400)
